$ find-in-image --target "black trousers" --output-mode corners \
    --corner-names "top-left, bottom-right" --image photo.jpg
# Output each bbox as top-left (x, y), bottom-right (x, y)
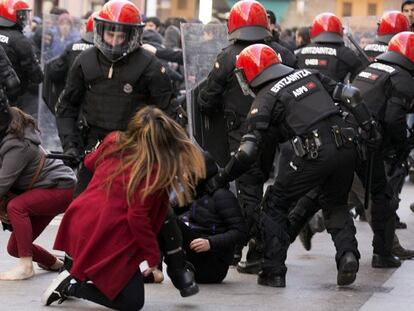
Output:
top-left (355, 153), bottom-right (396, 255)
top-left (262, 139), bottom-right (359, 276)
top-left (228, 126), bottom-right (271, 259)
top-left (178, 220), bottom-right (229, 284)
top-left (69, 270), bottom-right (145, 311)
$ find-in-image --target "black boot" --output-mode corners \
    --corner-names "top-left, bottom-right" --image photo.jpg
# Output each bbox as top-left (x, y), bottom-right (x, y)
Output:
top-left (372, 254), bottom-right (401, 268)
top-left (337, 252), bottom-right (358, 286)
top-left (372, 216), bottom-right (400, 268)
top-left (392, 235), bottom-right (414, 260)
top-left (166, 262), bottom-right (199, 297)
top-left (257, 270), bottom-right (286, 287)
top-left (159, 209), bottom-right (199, 297)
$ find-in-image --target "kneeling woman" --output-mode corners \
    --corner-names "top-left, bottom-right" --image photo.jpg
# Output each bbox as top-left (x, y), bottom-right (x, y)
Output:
top-left (177, 153), bottom-right (248, 283)
top-left (42, 107), bottom-right (205, 311)
top-left (0, 107), bottom-right (76, 280)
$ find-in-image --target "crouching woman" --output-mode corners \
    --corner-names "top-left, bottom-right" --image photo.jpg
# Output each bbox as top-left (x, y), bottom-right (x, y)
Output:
top-left (0, 107), bottom-right (76, 281)
top-left (42, 107), bottom-right (205, 310)
top-left (177, 152), bottom-right (248, 283)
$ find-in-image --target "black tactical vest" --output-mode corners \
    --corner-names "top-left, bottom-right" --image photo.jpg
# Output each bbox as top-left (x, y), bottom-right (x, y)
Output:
top-left (80, 47), bottom-right (152, 131)
top-left (296, 44), bottom-right (340, 81)
top-left (363, 41), bottom-right (388, 63)
top-left (268, 69), bottom-right (340, 135)
top-left (351, 62), bottom-right (394, 122)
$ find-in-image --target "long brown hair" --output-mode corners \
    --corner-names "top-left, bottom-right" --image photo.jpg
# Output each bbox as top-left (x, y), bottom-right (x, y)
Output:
top-left (7, 107), bottom-right (38, 138)
top-left (100, 106), bottom-right (206, 206)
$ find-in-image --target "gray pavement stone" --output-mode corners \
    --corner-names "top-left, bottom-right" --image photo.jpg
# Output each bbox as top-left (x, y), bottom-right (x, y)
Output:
top-left (0, 183), bottom-right (414, 310)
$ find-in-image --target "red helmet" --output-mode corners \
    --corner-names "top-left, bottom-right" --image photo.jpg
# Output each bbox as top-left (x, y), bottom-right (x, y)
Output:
top-left (227, 0), bottom-right (271, 42)
top-left (377, 32), bottom-right (414, 71)
top-left (94, 0), bottom-right (144, 61)
top-left (310, 13), bottom-right (343, 43)
top-left (235, 44), bottom-right (293, 91)
top-left (377, 11), bottom-right (410, 43)
top-left (0, 0), bottom-right (31, 29)
top-left (82, 12), bottom-right (97, 43)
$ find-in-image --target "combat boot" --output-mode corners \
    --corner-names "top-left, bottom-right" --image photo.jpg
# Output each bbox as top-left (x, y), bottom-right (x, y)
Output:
top-left (167, 262), bottom-right (199, 297)
top-left (372, 254), bottom-right (401, 268)
top-left (257, 270), bottom-right (286, 287)
top-left (337, 252), bottom-right (358, 286)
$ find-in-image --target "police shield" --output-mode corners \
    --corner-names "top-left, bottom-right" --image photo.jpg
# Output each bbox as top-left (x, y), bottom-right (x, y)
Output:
top-left (38, 14), bottom-right (82, 150)
top-left (343, 16), bottom-right (379, 62)
top-left (181, 23), bottom-right (230, 166)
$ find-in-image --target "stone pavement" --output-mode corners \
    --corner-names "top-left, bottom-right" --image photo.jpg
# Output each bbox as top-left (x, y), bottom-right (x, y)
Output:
top-left (1, 184), bottom-right (414, 311)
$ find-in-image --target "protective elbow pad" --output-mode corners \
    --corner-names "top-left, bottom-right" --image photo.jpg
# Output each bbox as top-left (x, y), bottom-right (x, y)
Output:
top-left (235, 133), bottom-right (258, 167)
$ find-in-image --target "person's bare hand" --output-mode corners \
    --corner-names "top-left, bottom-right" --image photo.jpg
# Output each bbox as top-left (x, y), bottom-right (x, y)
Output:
top-left (190, 238), bottom-right (211, 253)
top-left (142, 266), bottom-right (157, 277)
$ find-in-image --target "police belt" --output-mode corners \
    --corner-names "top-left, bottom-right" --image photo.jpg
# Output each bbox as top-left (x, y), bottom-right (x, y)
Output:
top-left (290, 125), bottom-right (356, 159)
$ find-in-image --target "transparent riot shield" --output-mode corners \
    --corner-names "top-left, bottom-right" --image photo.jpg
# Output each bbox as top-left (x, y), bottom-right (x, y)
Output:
top-left (38, 14), bottom-right (82, 151)
top-left (181, 23), bottom-right (230, 166)
top-left (343, 16), bottom-right (379, 62)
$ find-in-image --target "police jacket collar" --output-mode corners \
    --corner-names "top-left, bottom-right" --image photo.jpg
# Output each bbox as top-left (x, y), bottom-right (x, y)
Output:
top-left (376, 51), bottom-right (414, 72)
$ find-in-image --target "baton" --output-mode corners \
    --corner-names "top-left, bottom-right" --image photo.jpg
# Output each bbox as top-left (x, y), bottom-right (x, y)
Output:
top-left (45, 152), bottom-right (78, 161)
top-left (364, 151), bottom-right (374, 210)
top-left (346, 33), bottom-right (371, 66)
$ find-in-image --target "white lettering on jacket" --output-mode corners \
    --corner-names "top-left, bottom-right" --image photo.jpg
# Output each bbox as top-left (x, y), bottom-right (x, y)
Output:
top-left (270, 69), bottom-right (312, 94)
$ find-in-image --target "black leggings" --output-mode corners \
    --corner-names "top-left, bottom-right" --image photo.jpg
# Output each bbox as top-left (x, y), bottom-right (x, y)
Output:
top-left (70, 270), bottom-right (144, 311)
top-left (178, 220), bottom-right (229, 284)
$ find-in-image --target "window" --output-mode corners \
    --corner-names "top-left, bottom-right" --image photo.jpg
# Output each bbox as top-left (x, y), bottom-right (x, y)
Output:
top-left (368, 3), bottom-right (377, 16)
top-left (342, 2), bottom-right (352, 17)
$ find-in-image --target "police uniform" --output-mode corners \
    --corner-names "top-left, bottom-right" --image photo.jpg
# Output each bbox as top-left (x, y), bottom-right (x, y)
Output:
top-left (56, 46), bottom-right (173, 153)
top-left (296, 42), bottom-right (362, 82)
top-left (364, 41), bottom-right (388, 62)
top-left (351, 55), bottom-right (414, 262)
top-left (0, 27), bottom-right (43, 114)
top-left (198, 40), bottom-right (296, 259)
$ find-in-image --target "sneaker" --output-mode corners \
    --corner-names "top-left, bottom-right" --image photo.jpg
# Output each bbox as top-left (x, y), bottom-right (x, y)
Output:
top-left (41, 270), bottom-right (72, 306)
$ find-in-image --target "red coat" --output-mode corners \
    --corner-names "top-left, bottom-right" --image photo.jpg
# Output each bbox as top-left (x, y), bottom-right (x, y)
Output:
top-left (54, 132), bottom-right (169, 300)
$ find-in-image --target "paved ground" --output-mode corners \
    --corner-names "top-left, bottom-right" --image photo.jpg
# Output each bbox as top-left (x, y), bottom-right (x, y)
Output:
top-left (1, 184), bottom-right (414, 311)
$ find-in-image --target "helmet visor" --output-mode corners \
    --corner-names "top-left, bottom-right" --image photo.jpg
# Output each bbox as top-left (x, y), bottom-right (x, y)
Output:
top-left (94, 20), bottom-right (142, 61)
top-left (16, 9), bottom-right (31, 29)
top-left (235, 68), bottom-right (256, 98)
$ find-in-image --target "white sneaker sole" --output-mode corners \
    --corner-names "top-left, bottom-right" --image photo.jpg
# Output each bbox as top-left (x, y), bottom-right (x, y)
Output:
top-left (41, 270), bottom-right (70, 306)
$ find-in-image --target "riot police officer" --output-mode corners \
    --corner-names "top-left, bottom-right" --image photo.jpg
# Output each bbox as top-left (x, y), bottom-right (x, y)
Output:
top-left (296, 13), bottom-right (362, 82)
top-left (209, 43), bottom-right (382, 287)
top-left (44, 13), bottom-right (96, 113)
top-left (56, 0), bottom-right (197, 298)
top-left (198, 0), bottom-right (296, 273)
top-left (351, 32), bottom-right (414, 268)
top-left (364, 11), bottom-right (410, 62)
top-left (0, 0), bottom-right (43, 114)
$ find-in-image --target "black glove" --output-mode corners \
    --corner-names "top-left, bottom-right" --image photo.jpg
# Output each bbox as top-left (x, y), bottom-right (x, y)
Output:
top-left (360, 125), bottom-right (382, 152)
top-left (205, 169), bottom-right (231, 194)
top-left (63, 146), bottom-right (81, 168)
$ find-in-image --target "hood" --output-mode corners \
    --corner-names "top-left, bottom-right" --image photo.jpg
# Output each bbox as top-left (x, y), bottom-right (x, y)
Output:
top-left (142, 29), bottom-right (164, 45)
top-left (1, 126), bottom-right (41, 147)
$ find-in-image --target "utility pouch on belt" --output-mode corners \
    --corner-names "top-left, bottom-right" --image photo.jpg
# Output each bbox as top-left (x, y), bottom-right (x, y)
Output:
top-left (341, 127), bottom-right (356, 147)
top-left (331, 125), bottom-right (343, 148)
top-left (291, 136), bottom-right (307, 157)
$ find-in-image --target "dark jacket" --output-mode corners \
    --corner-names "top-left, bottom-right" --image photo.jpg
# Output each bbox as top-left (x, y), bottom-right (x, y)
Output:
top-left (179, 188), bottom-right (248, 264)
top-left (0, 27), bottom-right (43, 96)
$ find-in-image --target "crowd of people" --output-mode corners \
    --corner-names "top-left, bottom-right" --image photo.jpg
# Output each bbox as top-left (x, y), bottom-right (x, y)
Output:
top-left (0, 0), bottom-right (413, 310)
